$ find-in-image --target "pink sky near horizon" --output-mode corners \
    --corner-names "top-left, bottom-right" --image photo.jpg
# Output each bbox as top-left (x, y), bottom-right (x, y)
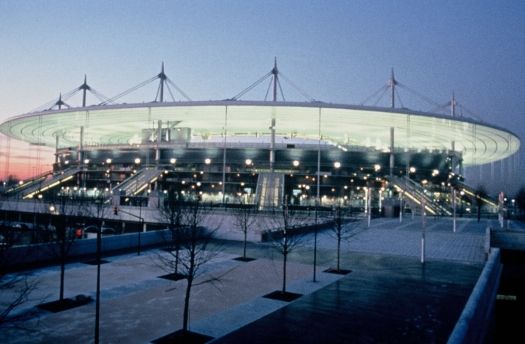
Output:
top-left (0, 135), bottom-right (53, 180)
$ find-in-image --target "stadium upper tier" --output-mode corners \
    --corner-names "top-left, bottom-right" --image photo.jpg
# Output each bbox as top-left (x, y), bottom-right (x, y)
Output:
top-left (0, 101), bottom-right (519, 166)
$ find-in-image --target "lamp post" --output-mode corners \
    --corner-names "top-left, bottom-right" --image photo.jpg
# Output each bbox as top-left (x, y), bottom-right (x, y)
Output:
top-left (134, 158), bottom-right (141, 195)
top-left (420, 197), bottom-right (426, 264)
top-left (113, 206), bottom-right (144, 255)
top-left (94, 222), bottom-right (101, 344)
top-left (313, 108), bottom-right (321, 283)
top-left (105, 158), bottom-right (112, 190)
top-left (138, 204), bottom-right (143, 255)
top-left (399, 191), bottom-right (403, 223)
top-left (452, 187), bottom-right (457, 233)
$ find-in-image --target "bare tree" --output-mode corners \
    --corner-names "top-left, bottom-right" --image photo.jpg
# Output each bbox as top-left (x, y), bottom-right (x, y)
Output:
top-left (80, 194), bottom-right (110, 344)
top-left (233, 201), bottom-right (257, 261)
top-left (0, 222), bottom-right (38, 327)
top-left (180, 201), bottom-right (215, 332)
top-left (267, 197), bottom-right (304, 296)
top-left (157, 200), bottom-right (220, 337)
top-left (46, 196), bottom-right (82, 303)
top-left (328, 203), bottom-right (352, 274)
top-left (474, 185), bottom-right (488, 223)
top-left (158, 188), bottom-right (185, 279)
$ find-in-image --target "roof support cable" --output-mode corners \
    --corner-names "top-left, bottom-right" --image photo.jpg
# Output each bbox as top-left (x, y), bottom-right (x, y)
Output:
top-left (230, 71), bottom-right (273, 101)
top-left (30, 99), bottom-right (61, 113)
top-left (100, 75), bottom-right (159, 105)
top-left (457, 104), bottom-right (485, 123)
top-left (397, 82), bottom-right (442, 110)
top-left (89, 88), bottom-right (112, 104)
top-left (165, 82), bottom-right (177, 102)
top-left (154, 82), bottom-right (162, 102)
top-left (361, 85), bottom-right (388, 106)
top-left (395, 91), bottom-right (404, 108)
top-left (279, 72), bottom-right (316, 102)
top-left (166, 77), bottom-right (192, 101)
top-left (277, 78), bottom-right (286, 102)
top-left (35, 87), bottom-right (80, 111)
top-left (61, 88), bottom-right (81, 101)
top-left (372, 87), bottom-right (389, 106)
top-left (429, 102), bottom-right (450, 114)
top-left (33, 89), bottom-right (76, 111)
top-left (263, 77), bottom-right (273, 101)
top-left (32, 80), bottom-right (113, 111)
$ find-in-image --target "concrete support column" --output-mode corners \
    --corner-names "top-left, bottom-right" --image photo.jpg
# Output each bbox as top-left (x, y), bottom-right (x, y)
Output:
top-left (451, 140), bottom-right (456, 173)
top-left (399, 191), bottom-right (403, 223)
top-left (78, 126), bottom-right (84, 165)
top-left (222, 106), bottom-right (228, 204)
top-left (270, 118), bottom-right (276, 172)
top-left (389, 127), bottom-right (395, 177)
top-left (452, 187), bottom-right (457, 233)
top-left (155, 120), bottom-right (162, 166)
top-left (55, 135), bottom-right (59, 165)
top-left (420, 197), bottom-right (426, 264)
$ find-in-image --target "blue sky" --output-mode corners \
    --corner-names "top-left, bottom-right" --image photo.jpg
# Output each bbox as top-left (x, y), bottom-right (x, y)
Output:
top-left (0, 0), bottom-right (524, 194)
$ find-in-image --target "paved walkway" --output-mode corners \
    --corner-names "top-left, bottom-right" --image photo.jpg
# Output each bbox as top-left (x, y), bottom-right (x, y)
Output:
top-left (215, 254), bottom-right (482, 343)
top-left (313, 216), bottom-right (493, 263)
top-left (1, 216), bottom-right (519, 343)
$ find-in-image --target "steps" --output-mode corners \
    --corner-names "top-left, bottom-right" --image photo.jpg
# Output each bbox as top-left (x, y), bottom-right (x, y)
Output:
top-left (255, 172), bottom-right (284, 210)
top-left (390, 176), bottom-right (451, 216)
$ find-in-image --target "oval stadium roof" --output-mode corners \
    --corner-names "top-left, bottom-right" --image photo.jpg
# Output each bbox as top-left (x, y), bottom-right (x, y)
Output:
top-left (0, 101), bottom-right (519, 166)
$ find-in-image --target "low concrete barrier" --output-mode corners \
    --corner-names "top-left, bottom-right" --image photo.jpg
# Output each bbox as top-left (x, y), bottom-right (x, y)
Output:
top-left (447, 248), bottom-right (501, 344)
top-left (490, 229), bottom-right (525, 251)
top-left (5, 230), bottom-right (169, 269)
top-left (260, 220), bottom-right (334, 241)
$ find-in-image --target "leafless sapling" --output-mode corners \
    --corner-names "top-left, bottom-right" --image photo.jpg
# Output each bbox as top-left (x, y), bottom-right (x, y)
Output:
top-left (233, 200), bottom-right (257, 260)
top-left (267, 198), bottom-right (305, 294)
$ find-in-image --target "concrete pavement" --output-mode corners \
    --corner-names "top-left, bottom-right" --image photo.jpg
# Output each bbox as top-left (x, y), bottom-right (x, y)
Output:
top-left (1, 216), bottom-right (518, 343)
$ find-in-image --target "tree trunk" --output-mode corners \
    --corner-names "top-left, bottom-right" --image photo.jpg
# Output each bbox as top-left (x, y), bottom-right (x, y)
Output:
top-left (337, 235), bottom-right (341, 272)
top-left (60, 239), bottom-right (65, 300)
top-left (95, 228), bottom-right (101, 344)
top-left (182, 276), bottom-right (193, 332)
top-left (243, 230), bottom-right (247, 259)
top-left (282, 252), bottom-right (287, 293)
top-left (183, 235), bottom-right (196, 332)
top-left (477, 206), bottom-right (481, 223)
top-left (175, 249), bottom-right (179, 276)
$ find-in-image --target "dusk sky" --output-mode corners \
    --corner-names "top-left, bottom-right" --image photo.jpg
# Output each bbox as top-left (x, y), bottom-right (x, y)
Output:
top-left (0, 0), bottom-right (524, 195)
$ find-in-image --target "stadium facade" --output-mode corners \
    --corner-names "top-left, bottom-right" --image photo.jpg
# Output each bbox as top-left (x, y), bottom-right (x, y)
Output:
top-left (0, 67), bottom-right (520, 216)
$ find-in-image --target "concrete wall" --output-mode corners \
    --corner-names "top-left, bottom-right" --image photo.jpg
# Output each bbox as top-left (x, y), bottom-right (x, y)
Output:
top-left (2, 200), bottom-right (332, 268)
top-left (5, 230), bottom-right (169, 268)
top-left (490, 229), bottom-right (525, 251)
top-left (1, 199), bottom-right (331, 243)
top-left (447, 248), bottom-right (501, 344)
top-left (5, 211), bottom-right (331, 269)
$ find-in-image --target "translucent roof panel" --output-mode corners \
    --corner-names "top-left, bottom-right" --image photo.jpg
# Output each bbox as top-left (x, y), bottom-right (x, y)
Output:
top-left (0, 101), bottom-right (519, 166)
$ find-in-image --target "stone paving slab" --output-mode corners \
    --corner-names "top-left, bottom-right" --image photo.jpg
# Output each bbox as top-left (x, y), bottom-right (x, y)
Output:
top-left (0, 251), bottom-right (341, 343)
top-left (191, 271), bottom-right (343, 339)
top-left (2, 217), bottom-right (520, 343)
top-left (215, 255), bottom-right (483, 344)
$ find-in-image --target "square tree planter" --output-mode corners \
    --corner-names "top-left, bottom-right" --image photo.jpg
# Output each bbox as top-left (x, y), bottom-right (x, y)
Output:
top-left (38, 294), bottom-right (93, 313)
top-left (324, 268), bottom-right (352, 275)
top-left (263, 290), bottom-right (303, 302)
top-left (158, 273), bottom-right (187, 281)
top-left (233, 257), bottom-right (256, 262)
top-left (151, 329), bottom-right (213, 343)
top-left (83, 259), bottom-right (110, 265)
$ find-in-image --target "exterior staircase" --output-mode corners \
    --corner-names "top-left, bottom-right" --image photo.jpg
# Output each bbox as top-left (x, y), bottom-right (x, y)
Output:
top-left (255, 172), bottom-right (284, 210)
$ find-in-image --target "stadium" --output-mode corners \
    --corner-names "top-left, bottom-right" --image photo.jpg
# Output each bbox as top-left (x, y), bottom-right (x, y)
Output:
top-left (0, 64), bottom-right (520, 217)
